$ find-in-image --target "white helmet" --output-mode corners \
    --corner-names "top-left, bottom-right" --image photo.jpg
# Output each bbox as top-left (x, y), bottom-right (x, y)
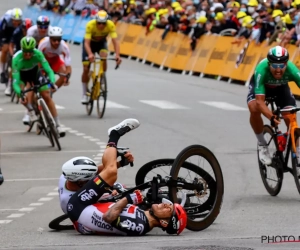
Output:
top-left (11, 8), bottom-right (23, 21)
top-left (62, 156), bottom-right (98, 182)
top-left (95, 10), bottom-right (108, 23)
top-left (48, 26), bottom-right (63, 37)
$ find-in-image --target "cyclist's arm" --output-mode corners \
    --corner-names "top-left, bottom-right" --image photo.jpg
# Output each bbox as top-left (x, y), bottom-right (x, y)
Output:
top-left (254, 70), bottom-right (273, 120)
top-left (62, 41), bottom-right (72, 75)
top-left (84, 23), bottom-right (93, 57)
top-left (11, 54), bottom-right (22, 97)
top-left (103, 197), bottom-right (129, 224)
top-left (37, 51), bottom-right (55, 83)
top-left (287, 61), bottom-right (300, 87)
top-left (109, 25), bottom-right (120, 58)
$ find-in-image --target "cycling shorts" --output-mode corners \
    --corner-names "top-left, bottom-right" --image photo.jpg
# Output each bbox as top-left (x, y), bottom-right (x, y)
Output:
top-left (20, 66), bottom-right (49, 92)
top-left (247, 75), bottom-right (296, 108)
top-left (45, 56), bottom-right (65, 73)
top-left (82, 40), bottom-right (108, 65)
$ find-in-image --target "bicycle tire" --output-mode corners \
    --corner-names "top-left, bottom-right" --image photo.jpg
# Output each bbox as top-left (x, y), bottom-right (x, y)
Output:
top-left (169, 145), bottom-right (224, 232)
top-left (10, 89), bottom-right (16, 103)
top-left (41, 101), bottom-right (61, 151)
top-left (259, 125), bottom-right (283, 196)
top-left (291, 128), bottom-right (300, 195)
top-left (86, 71), bottom-right (95, 116)
top-left (49, 214), bottom-right (74, 230)
top-left (97, 73), bottom-right (107, 119)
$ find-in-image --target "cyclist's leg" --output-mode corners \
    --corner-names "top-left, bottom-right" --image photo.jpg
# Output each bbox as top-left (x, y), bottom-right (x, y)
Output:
top-left (0, 37), bottom-right (9, 83)
top-left (81, 41), bottom-right (91, 104)
top-left (275, 84), bottom-right (297, 129)
top-left (67, 118), bottom-right (139, 223)
top-left (4, 54), bottom-right (13, 96)
top-left (38, 72), bottom-right (66, 137)
top-left (98, 40), bottom-right (108, 72)
top-left (247, 77), bottom-right (272, 165)
top-left (45, 55), bottom-right (66, 89)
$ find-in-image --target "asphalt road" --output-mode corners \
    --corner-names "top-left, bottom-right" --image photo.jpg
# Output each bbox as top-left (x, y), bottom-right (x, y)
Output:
top-left (1, 3), bottom-right (300, 250)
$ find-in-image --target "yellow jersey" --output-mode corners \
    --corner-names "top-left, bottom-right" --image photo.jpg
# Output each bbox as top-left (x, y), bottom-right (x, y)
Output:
top-left (84, 19), bottom-right (117, 42)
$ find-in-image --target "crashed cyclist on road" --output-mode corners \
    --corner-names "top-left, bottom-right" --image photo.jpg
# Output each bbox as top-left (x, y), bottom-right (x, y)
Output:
top-left (247, 45), bottom-right (300, 166)
top-left (66, 118), bottom-right (187, 236)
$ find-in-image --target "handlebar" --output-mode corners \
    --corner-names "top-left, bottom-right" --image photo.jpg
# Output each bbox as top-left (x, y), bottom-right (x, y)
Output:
top-left (271, 106), bottom-right (300, 128)
top-left (54, 72), bottom-right (71, 82)
top-left (20, 81), bottom-right (56, 102)
top-left (117, 147), bottom-right (133, 167)
top-left (95, 57), bottom-right (120, 70)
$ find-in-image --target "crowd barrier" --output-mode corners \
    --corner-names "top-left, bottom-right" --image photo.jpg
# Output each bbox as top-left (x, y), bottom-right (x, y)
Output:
top-left (23, 6), bottom-right (300, 97)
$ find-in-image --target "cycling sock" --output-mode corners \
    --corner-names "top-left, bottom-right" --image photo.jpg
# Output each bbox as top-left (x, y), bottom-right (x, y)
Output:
top-left (256, 132), bottom-right (267, 146)
top-left (27, 104), bottom-right (33, 110)
top-left (54, 116), bottom-right (60, 126)
top-left (82, 82), bottom-right (87, 95)
top-left (107, 130), bottom-right (120, 148)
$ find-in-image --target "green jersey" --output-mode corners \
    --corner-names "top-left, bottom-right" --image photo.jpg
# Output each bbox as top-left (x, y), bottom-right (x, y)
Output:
top-left (254, 58), bottom-right (300, 95)
top-left (12, 49), bottom-right (55, 95)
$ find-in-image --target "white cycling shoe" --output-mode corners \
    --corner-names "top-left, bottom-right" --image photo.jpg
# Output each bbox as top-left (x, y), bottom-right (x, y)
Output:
top-left (258, 145), bottom-right (272, 165)
top-left (108, 118), bottom-right (140, 136)
top-left (81, 95), bottom-right (89, 104)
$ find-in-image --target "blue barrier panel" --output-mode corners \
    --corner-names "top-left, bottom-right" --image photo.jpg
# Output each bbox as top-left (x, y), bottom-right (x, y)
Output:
top-left (72, 18), bottom-right (89, 44)
top-left (23, 6), bottom-right (40, 21)
top-left (59, 14), bottom-right (80, 41)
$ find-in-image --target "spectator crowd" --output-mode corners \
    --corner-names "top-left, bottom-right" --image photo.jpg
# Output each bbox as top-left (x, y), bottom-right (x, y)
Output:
top-left (28, 0), bottom-right (300, 50)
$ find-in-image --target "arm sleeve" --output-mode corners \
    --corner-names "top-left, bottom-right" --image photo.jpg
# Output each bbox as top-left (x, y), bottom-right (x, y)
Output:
top-left (84, 22), bottom-right (92, 40)
top-left (253, 66), bottom-right (266, 95)
top-left (109, 22), bottom-right (117, 39)
top-left (12, 56), bottom-right (21, 96)
top-left (37, 51), bottom-right (56, 83)
top-left (10, 29), bottom-right (18, 44)
top-left (62, 41), bottom-right (71, 66)
top-left (288, 61), bottom-right (300, 88)
top-left (0, 19), bottom-right (7, 32)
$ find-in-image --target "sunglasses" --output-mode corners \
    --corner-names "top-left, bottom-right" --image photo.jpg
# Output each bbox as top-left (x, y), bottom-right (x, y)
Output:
top-left (38, 25), bottom-right (49, 30)
top-left (50, 37), bottom-right (62, 42)
top-left (96, 22), bottom-right (106, 25)
top-left (22, 50), bottom-right (34, 54)
top-left (270, 63), bottom-right (286, 69)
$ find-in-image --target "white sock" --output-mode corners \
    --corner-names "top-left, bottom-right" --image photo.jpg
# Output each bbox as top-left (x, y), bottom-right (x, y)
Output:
top-left (256, 132), bottom-right (267, 146)
top-left (82, 82), bottom-right (87, 96)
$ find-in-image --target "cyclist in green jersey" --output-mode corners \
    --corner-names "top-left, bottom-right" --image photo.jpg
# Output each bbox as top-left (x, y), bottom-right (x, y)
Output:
top-left (12, 36), bottom-right (65, 137)
top-left (247, 45), bottom-right (300, 165)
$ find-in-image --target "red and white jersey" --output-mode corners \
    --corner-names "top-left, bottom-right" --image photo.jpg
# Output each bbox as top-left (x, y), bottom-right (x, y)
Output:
top-left (38, 37), bottom-right (71, 66)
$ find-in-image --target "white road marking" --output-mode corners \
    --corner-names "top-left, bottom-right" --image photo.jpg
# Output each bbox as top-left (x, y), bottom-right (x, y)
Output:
top-left (89, 138), bottom-right (100, 142)
top-left (96, 142), bottom-right (106, 145)
top-left (106, 100), bottom-right (129, 109)
top-left (19, 207), bottom-right (35, 212)
top-left (55, 105), bottom-right (65, 109)
top-left (68, 130), bottom-right (78, 133)
top-left (83, 136), bottom-right (92, 139)
top-left (199, 101), bottom-right (248, 111)
top-left (0, 110), bottom-right (24, 114)
top-left (94, 156), bottom-right (102, 160)
top-left (100, 145), bottom-right (106, 149)
top-left (5, 178), bottom-right (58, 182)
top-left (76, 133), bottom-right (85, 136)
top-left (47, 192), bottom-right (59, 196)
top-left (0, 130), bottom-right (25, 134)
top-left (0, 220), bottom-right (12, 224)
top-left (0, 108), bottom-right (2, 111)
top-left (0, 149), bottom-right (99, 155)
top-left (140, 100), bottom-right (189, 109)
top-left (53, 187), bottom-right (59, 191)
top-left (7, 214), bottom-right (24, 218)
top-left (38, 197), bottom-right (53, 202)
top-left (0, 209), bottom-right (21, 211)
top-left (29, 203), bottom-right (44, 206)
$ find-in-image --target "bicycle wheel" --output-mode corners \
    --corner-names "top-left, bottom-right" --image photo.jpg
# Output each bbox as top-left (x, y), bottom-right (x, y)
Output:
top-left (97, 73), bottom-right (107, 119)
top-left (49, 214), bottom-right (74, 230)
top-left (291, 128), bottom-right (300, 195)
top-left (41, 101), bottom-right (61, 151)
top-left (10, 88), bottom-right (16, 103)
top-left (259, 125), bottom-right (283, 196)
top-left (86, 71), bottom-right (95, 116)
top-left (169, 145), bottom-right (224, 232)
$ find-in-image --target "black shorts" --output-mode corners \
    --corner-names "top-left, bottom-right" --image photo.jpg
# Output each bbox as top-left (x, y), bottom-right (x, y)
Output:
top-left (0, 29), bottom-right (14, 44)
top-left (82, 40), bottom-right (108, 64)
top-left (67, 175), bottom-right (112, 222)
top-left (246, 75), bottom-right (296, 108)
top-left (20, 66), bottom-right (50, 91)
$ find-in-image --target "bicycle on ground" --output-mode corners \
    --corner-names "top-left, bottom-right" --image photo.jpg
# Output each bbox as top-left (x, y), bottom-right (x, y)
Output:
top-left (259, 96), bottom-right (300, 196)
top-left (85, 57), bottom-right (119, 119)
top-left (49, 144), bottom-right (224, 232)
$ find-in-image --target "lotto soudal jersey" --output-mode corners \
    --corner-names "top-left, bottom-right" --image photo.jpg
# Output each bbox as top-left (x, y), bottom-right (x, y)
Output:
top-left (74, 202), bottom-right (151, 236)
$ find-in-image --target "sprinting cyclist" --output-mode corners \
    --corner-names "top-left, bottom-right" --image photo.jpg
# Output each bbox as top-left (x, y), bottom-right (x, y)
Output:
top-left (27, 16), bottom-right (51, 45)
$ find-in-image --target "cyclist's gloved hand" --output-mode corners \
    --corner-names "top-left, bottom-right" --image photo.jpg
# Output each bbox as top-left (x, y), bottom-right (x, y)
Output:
top-left (126, 190), bottom-right (144, 205)
top-left (119, 151), bottom-right (134, 167)
top-left (270, 115), bottom-right (280, 127)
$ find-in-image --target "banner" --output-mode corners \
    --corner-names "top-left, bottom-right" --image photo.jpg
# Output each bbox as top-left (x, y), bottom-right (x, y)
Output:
top-left (23, 6), bottom-right (300, 97)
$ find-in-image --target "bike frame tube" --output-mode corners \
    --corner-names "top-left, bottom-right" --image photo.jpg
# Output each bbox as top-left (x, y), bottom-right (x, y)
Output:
top-left (37, 97), bottom-right (56, 127)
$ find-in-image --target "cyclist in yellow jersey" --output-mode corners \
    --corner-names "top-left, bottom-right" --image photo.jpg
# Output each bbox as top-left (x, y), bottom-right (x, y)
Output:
top-left (81, 10), bottom-right (121, 104)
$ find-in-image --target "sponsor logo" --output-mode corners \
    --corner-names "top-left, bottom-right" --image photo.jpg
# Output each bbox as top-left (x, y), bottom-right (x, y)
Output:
top-left (172, 217), bottom-right (177, 229)
top-left (120, 219), bottom-right (144, 234)
top-left (91, 212), bottom-right (113, 231)
top-left (94, 177), bottom-right (101, 185)
top-left (79, 189), bottom-right (98, 201)
top-left (77, 223), bottom-right (93, 235)
top-left (67, 203), bottom-right (73, 211)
